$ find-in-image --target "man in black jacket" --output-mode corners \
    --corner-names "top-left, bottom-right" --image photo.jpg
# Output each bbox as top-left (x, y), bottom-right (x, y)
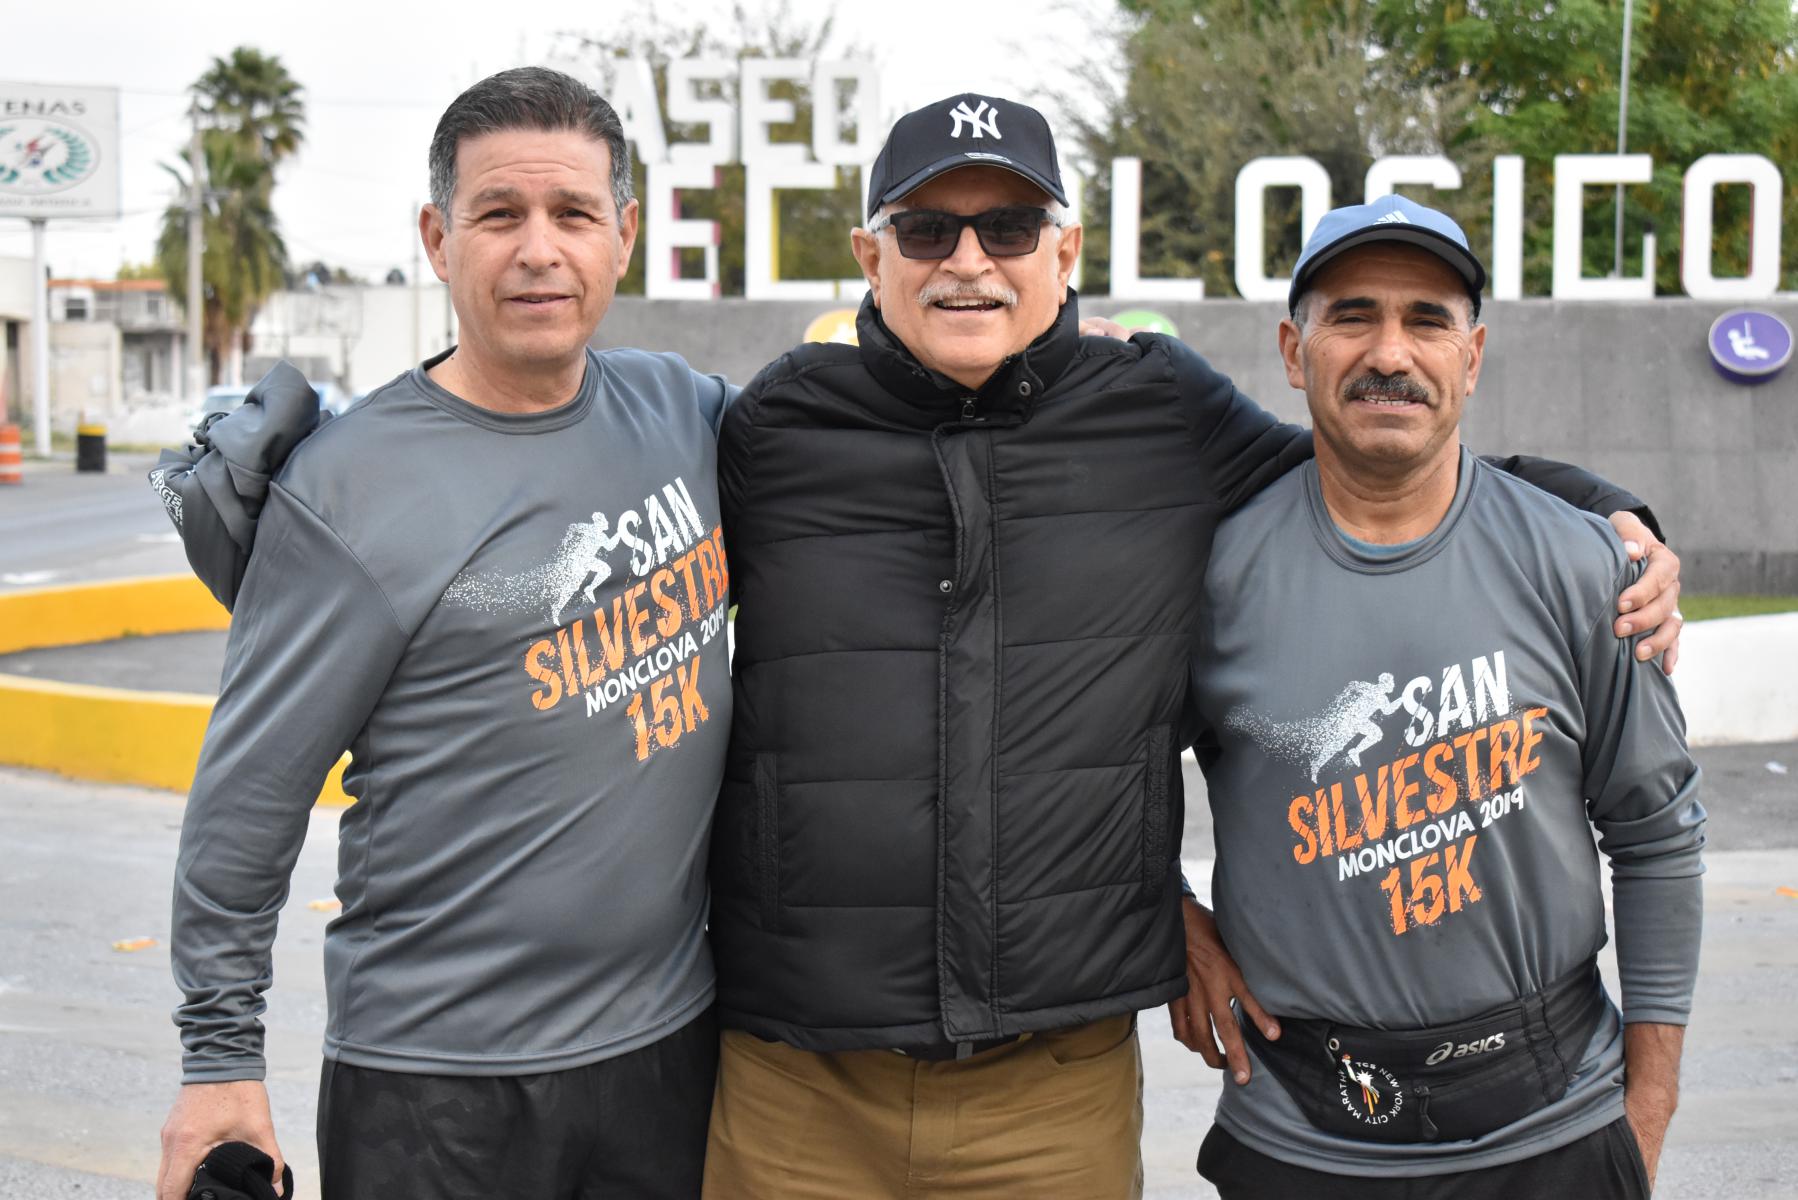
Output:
top-left (699, 93), bottom-right (1681, 1198)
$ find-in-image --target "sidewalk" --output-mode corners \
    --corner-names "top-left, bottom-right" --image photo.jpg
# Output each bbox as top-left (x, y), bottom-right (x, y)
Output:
top-left (1, 750), bottom-right (1793, 1198)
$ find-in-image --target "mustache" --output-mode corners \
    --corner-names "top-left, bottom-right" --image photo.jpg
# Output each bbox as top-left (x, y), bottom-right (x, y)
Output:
top-left (1344, 372), bottom-right (1430, 404)
top-left (916, 281), bottom-right (1018, 309)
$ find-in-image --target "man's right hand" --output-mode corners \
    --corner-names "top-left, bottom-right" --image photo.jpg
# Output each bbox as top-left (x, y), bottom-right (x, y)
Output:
top-left (1166, 896), bottom-right (1280, 1084)
top-left (157, 1080), bottom-right (286, 1200)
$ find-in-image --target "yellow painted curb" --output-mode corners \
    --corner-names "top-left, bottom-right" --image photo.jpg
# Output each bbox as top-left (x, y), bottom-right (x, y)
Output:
top-left (0, 575), bottom-right (351, 806)
top-left (0, 573), bottom-right (229, 655)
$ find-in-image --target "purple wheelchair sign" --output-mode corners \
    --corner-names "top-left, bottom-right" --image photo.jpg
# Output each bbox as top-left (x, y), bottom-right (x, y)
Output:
top-left (1707, 309), bottom-right (1793, 383)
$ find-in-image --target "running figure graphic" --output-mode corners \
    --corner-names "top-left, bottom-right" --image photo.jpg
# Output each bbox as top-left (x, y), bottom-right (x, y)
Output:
top-left (1342, 1055), bottom-right (1382, 1113)
top-left (442, 510), bottom-right (637, 624)
top-left (547, 513), bottom-right (630, 625)
top-left (1225, 672), bottom-right (1406, 782)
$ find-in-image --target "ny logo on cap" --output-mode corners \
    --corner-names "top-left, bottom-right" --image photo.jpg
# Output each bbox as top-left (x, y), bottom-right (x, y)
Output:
top-left (949, 100), bottom-right (1001, 140)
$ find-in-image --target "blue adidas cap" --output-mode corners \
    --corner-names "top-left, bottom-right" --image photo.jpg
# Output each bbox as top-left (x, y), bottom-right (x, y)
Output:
top-left (1288, 194), bottom-right (1487, 317)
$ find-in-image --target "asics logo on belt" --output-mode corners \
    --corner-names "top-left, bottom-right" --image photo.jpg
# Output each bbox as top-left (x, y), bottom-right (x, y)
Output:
top-left (1426, 1031), bottom-right (1507, 1065)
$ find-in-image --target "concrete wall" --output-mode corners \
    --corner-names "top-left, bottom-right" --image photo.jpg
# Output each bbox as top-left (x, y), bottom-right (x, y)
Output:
top-left (592, 295), bottom-right (1798, 594)
top-left (47, 320), bottom-right (120, 428)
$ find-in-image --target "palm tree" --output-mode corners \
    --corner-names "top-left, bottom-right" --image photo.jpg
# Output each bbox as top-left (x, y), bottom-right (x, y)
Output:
top-left (161, 48), bottom-right (304, 383)
top-left (195, 47), bottom-right (305, 167)
top-left (156, 132), bottom-right (289, 384)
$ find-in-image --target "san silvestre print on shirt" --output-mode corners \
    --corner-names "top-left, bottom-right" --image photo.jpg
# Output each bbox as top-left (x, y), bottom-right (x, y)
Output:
top-left (1226, 650), bottom-right (1551, 937)
top-left (443, 473), bottom-right (731, 762)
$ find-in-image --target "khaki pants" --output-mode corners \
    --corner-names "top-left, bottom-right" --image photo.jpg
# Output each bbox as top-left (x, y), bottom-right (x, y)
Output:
top-left (703, 1015), bottom-right (1144, 1200)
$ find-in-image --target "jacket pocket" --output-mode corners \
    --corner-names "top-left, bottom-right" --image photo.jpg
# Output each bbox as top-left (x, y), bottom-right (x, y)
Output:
top-left (755, 753), bottom-right (781, 930)
top-left (1140, 725), bottom-right (1172, 907)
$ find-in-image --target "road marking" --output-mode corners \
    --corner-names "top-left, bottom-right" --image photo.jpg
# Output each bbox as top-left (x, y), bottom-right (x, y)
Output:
top-left (0, 571), bottom-right (57, 586)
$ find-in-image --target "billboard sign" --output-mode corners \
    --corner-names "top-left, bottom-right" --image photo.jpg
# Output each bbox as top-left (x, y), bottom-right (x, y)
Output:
top-left (0, 81), bottom-right (121, 221)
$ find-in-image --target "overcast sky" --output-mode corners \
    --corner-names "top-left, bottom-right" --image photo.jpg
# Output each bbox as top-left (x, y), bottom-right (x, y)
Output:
top-left (0, 0), bottom-right (1118, 281)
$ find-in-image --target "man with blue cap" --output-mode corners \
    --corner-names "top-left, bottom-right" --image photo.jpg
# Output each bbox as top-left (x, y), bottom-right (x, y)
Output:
top-left (1172, 196), bottom-right (1704, 1198)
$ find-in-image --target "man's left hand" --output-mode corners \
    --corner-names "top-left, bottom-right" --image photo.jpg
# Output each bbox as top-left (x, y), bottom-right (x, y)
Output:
top-left (1608, 511), bottom-right (1683, 675)
top-left (1623, 1022), bottom-right (1685, 1194)
top-left (1168, 897), bottom-right (1279, 1084)
top-left (1625, 1090), bottom-right (1675, 1194)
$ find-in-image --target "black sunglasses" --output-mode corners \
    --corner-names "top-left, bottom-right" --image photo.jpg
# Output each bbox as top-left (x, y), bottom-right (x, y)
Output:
top-left (874, 206), bottom-right (1057, 260)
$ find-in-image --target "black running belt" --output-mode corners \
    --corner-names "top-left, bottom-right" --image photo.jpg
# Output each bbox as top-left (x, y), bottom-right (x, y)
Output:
top-left (1246, 958), bottom-right (1608, 1143)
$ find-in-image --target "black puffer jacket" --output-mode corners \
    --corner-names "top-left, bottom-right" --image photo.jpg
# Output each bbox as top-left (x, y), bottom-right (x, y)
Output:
top-left (710, 295), bottom-right (1316, 1051)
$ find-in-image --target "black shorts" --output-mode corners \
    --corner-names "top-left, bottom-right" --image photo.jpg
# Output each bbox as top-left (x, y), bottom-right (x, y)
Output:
top-left (1197, 1117), bottom-right (1652, 1200)
top-left (317, 1007), bottom-right (718, 1200)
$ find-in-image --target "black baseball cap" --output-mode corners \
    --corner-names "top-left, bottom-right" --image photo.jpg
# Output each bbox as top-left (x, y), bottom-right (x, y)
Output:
top-left (865, 94), bottom-right (1068, 221)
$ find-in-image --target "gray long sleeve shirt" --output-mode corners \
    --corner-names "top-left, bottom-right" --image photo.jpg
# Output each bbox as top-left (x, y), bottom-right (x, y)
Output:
top-left (1189, 448), bottom-right (1705, 1176)
top-left (172, 347), bottom-right (734, 1081)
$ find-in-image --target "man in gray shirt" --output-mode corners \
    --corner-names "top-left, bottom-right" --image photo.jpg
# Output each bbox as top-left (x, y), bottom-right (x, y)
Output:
top-left (154, 69), bottom-right (733, 1199)
top-left (1178, 197), bottom-right (1704, 1198)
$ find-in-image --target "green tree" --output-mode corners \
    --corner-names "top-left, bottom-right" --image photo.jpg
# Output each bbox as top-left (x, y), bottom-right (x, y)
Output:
top-left (195, 46), bottom-right (307, 168)
top-left (1372, 0), bottom-right (1798, 293)
top-left (157, 133), bottom-right (290, 384)
top-left (159, 48), bottom-right (303, 382)
top-left (560, 2), bottom-right (867, 296)
top-left (1064, 1), bottom-right (1467, 296)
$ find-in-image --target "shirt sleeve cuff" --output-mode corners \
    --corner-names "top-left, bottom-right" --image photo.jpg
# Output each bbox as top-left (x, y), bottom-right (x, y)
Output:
top-left (1619, 1004), bottom-right (1691, 1027)
top-left (181, 1058), bottom-right (268, 1085)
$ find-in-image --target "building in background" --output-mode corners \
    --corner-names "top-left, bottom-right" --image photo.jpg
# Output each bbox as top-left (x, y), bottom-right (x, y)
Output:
top-left (49, 278), bottom-right (186, 411)
top-left (247, 279), bottom-right (454, 397)
top-left (0, 255), bottom-right (34, 427)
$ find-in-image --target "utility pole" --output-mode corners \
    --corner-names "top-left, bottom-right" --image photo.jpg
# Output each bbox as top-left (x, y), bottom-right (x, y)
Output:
top-left (411, 201), bottom-right (422, 365)
top-left (29, 219), bottom-right (49, 457)
top-left (1613, 0), bottom-right (1635, 279)
top-left (187, 97), bottom-right (206, 401)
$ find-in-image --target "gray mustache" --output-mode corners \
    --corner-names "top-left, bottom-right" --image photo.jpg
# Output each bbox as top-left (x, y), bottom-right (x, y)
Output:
top-left (1345, 373), bottom-right (1430, 404)
top-left (917, 282), bottom-right (1018, 309)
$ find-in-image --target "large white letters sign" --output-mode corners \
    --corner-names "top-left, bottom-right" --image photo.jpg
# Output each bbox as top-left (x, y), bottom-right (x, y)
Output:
top-left (578, 56), bottom-right (1791, 301)
top-left (1109, 158), bottom-right (1205, 301)
top-left (1553, 155), bottom-right (1656, 300)
top-left (646, 162), bottom-right (721, 300)
top-left (1681, 154), bottom-right (1783, 302)
top-left (1235, 157), bottom-right (1332, 303)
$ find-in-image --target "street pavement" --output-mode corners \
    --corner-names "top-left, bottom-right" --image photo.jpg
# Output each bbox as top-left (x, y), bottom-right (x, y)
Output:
top-left (0, 451), bottom-right (188, 591)
top-left (1, 746), bottom-right (1794, 1199)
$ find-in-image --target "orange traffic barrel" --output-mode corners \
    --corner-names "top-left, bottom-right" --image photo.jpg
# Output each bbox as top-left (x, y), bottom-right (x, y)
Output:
top-left (0, 424), bottom-right (21, 484)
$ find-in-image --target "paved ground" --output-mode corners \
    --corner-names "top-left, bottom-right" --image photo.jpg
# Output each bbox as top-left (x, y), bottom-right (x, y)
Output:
top-left (2, 747), bottom-right (1793, 1199)
top-left (0, 631), bottom-right (227, 695)
top-left (0, 450), bottom-right (187, 591)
